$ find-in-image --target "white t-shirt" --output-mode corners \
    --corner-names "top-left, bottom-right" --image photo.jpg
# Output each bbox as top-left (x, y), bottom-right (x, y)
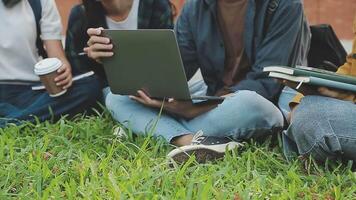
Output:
top-left (106, 0), bottom-right (140, 30)
top-left (0, 0), bottom-right (62, 82)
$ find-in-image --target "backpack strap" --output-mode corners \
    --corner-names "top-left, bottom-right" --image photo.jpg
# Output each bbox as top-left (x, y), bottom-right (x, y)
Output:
top-left (263, 0), bottom-right (280, 38)
top-left (28, 0), bottom-right (47, 58)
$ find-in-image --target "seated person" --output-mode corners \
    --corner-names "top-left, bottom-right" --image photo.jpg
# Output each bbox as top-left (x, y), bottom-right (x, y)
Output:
top-left (283, 17), bottom-right (356, 163)
top-left (65, 0), bottom-right (174, 97)
top-left (86, 0), bottom-right (310, 163)
top-left (0, 0), bottom-right (101, 128)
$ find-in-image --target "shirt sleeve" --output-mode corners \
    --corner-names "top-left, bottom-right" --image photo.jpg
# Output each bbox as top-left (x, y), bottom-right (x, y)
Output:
top-left (175, 2), bottom-right (200, 81)
top-left (39, 0), bottom-right (62, 40)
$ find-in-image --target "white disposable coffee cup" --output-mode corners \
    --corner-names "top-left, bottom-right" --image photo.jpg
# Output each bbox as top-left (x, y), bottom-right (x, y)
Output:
top-left (34, 58), bottom-right (67, 97)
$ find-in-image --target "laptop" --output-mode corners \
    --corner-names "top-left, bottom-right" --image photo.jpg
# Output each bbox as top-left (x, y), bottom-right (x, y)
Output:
top-left (101, 29), bottom-right (224, 101)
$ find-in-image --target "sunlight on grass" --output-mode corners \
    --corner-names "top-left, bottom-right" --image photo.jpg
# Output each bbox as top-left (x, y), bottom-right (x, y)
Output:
top-left (0, 113), bottom-right (355, 199)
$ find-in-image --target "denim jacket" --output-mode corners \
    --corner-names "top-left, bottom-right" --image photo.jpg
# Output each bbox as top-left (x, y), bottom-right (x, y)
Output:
top-left (176, 0), bottom-right (310, 102)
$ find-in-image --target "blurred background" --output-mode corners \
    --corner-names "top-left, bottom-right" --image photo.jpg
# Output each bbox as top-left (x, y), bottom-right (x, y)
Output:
top-left (55, 0), bottom-right (355, 52)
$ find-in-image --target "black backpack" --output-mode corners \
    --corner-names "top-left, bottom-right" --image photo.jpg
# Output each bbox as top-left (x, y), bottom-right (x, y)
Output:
top-left (307, 25), bottom-right (347, 71)
top-left (28, 0), bottom-right (48, 58)
top-left (264, 0), bottom-right (347, 72)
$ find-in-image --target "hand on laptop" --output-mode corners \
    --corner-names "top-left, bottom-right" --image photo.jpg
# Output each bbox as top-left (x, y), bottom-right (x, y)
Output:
top-left (129, 90), bottom-right (219, 119)
top-left (84, 28), bottom-right (114, 63)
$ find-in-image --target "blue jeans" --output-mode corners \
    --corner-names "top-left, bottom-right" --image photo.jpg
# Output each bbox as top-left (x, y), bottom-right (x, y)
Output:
top-left (283, 96), bottom-right (356, 162)
top-left (278, 86), bottom-right (298, 120)
top-left (0, 76), bottom-right (102, 128)
top-left (105, 81), bottom-right (284, 142)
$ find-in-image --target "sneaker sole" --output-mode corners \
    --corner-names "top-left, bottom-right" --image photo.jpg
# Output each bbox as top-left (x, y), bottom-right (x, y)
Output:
top-left (171, 148), bottom-right (226, 164)
top-left (168, 142), bottom-right (241, 164)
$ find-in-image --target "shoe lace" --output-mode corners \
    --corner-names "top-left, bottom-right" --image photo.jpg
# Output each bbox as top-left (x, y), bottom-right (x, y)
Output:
top-left (191, 130), bottom-right (206, 145)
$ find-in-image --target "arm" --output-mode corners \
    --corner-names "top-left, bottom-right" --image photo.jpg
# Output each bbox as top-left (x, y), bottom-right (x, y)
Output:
top-left (337, 53), bottom-right (354, 75)
top-left (231, 1), bottom-right (308, 101)
top-left (175, 2), bottom-right (199, 81)
top-left (130, 90), bottom-right (220, 119)
top-left (65, 5), bottom-right (96, 75)
top-left (44, 40), bottom-right (72, 89)
top-left (41, 0), bottom-right (72, 89)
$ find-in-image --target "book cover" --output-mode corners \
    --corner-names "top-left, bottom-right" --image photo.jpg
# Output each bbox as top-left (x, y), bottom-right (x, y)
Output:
top-left (264, 66), bottom-right (356, 85)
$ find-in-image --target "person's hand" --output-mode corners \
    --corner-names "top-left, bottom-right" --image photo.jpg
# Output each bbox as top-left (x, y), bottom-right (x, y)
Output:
top-left (317, 87), bottom-right (355, 101)
top-left (84, 27), bottom-right (114, 63)
top-left (54, 62), bottom-right (73, 90)
top-left (129, 90), bottom-right (218, 119)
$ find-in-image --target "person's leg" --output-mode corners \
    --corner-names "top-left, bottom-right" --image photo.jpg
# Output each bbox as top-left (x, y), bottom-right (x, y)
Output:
top-left (1, 76), bottom-right (102, 125)
top-left (182, 90), bottom-right (284, 140)
top-left (285, 96), bottom-right (356, 162)
top-left (0, 84), bottom-right (30, 127)
top-left (102, 87), bottom-right (111, 100)
top-left (105, 92), bottom-right (193, 144)
top-left (168, 90), bottom-right (284, 163)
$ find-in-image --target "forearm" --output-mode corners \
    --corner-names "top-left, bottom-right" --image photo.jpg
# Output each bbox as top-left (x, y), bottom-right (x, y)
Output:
top-left (187, 103), bottom-right (218, 118)
top-left (164, 101), bottom-right (219, 119)
top-left (44, 40), bottom-right (70, 65)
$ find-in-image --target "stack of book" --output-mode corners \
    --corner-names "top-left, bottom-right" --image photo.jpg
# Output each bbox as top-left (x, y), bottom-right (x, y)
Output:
top-left (263, 66), bottom-right (356, 92)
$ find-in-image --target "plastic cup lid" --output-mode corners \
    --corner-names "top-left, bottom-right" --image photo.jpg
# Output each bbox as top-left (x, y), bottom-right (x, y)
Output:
top-left (34, 58), bottom-right (62, 75)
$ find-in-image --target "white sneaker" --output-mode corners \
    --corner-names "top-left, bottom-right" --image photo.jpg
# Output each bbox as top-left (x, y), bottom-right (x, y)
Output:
top-left (167, 131), bottom-right (243, 164)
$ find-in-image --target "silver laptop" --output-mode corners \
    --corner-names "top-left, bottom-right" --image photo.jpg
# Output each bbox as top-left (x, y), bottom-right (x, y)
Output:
top-left (102, 29), bottom-right (224, 101)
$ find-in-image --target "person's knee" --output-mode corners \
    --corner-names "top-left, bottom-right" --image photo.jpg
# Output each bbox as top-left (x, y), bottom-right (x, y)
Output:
top-left (289, 97), bottom-right (329, 140)
top-left (288, 98), bottom-right (342, 162)
top-left (216, 91), bottom-right (283, 140)
top-left (289, 105), bottom-right (321, 144)
top-left (294, 96), bottom-right (332, 118)
top-left (105, 93), bottom-right (129, 109)
top-left (105, 93), bottom-right (134, 119)
top-left (227, 90), bottom-right (284, 128)
top-left (295, 133), bottom-right (342, 163)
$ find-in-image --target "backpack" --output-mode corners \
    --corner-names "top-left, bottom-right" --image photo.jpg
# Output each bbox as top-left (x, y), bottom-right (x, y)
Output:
top-left (28, 0), bottom-right (47, 58)
top-left (307, 25), bottom-right (347, 71)
top-left (264, 0), bottom-right (347, 72)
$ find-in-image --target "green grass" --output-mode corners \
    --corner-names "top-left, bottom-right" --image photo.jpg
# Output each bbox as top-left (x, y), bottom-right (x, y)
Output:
top-left (0, 113), bottom-right (355, 199)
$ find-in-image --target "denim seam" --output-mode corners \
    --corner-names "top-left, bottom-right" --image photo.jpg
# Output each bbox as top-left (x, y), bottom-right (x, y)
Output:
top-left (299, 119), bottom-right (330, 155)
top-left (301, 134), bottom-right (339, 156)
top-left (301, 118), bottom-right (341, 156)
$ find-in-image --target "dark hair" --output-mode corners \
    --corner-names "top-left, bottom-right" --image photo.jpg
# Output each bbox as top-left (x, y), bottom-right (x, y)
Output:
top-left (82, 0), bottom-right (107, 28)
